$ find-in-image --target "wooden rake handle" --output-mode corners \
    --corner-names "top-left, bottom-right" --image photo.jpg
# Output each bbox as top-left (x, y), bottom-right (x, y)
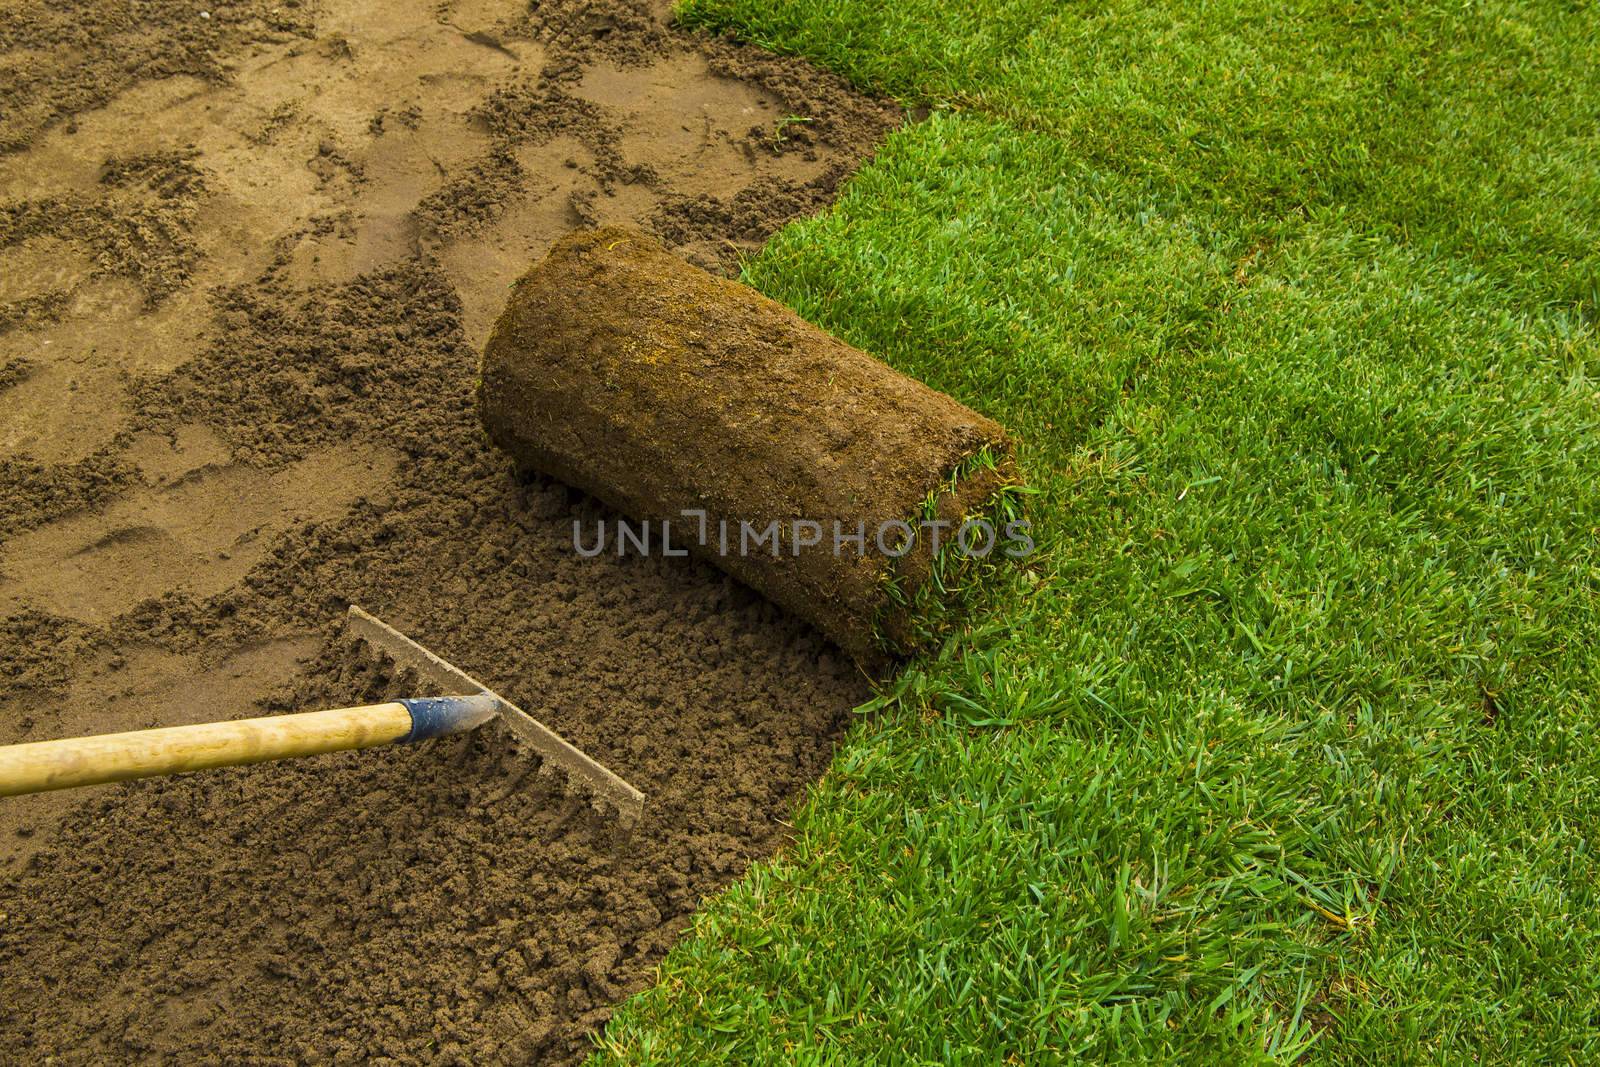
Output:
top-left (0, 695), bottom-right (499, 798)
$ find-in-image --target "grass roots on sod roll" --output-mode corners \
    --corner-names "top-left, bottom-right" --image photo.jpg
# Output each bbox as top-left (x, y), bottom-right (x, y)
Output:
top-left (480, 227), bottom-right (1026, 664)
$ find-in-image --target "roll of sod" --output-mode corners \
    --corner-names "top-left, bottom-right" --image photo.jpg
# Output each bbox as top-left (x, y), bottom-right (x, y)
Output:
top-left (479, 227), bottom-right (1025, 665)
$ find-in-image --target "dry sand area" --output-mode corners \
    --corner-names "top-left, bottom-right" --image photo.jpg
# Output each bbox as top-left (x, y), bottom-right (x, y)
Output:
top-left (0, 0), bottom-right (897, 1059)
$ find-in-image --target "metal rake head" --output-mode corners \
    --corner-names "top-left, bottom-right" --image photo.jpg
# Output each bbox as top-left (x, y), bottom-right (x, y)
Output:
top-left (346, 606), bottom-right (644, 822)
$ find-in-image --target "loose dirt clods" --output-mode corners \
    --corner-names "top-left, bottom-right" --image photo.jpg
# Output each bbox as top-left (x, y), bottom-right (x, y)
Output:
top-left (0, 0), bottom-right (897, 1059)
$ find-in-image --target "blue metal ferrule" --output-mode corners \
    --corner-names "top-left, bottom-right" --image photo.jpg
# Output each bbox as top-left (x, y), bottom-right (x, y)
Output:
top-left (398, 694), bottom-right (499, 743)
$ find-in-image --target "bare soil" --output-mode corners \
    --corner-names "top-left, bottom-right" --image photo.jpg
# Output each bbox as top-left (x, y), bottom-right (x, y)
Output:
top-left (0, 0), bottom-right (896, 1060)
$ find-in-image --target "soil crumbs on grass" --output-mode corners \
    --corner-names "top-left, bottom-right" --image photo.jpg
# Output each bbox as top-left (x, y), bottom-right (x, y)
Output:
top-left (0, 0), bottom-right (896, 1060)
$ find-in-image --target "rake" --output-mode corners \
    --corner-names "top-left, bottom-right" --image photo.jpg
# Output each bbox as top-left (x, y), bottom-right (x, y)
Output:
top-left (0, 606), bottom-right (644, 821)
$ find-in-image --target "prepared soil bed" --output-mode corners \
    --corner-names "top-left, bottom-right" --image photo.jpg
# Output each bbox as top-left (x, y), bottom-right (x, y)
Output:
top-left (0, 0), bottom-right (897, 1060)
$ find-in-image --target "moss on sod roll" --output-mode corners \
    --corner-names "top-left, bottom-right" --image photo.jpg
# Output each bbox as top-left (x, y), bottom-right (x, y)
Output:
top-left (479, 227), bottom-right (1025, 665)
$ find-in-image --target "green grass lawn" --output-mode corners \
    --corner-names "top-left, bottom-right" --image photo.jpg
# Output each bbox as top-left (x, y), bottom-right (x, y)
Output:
top-left (598, 1), bottom-right (1599, 1060)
